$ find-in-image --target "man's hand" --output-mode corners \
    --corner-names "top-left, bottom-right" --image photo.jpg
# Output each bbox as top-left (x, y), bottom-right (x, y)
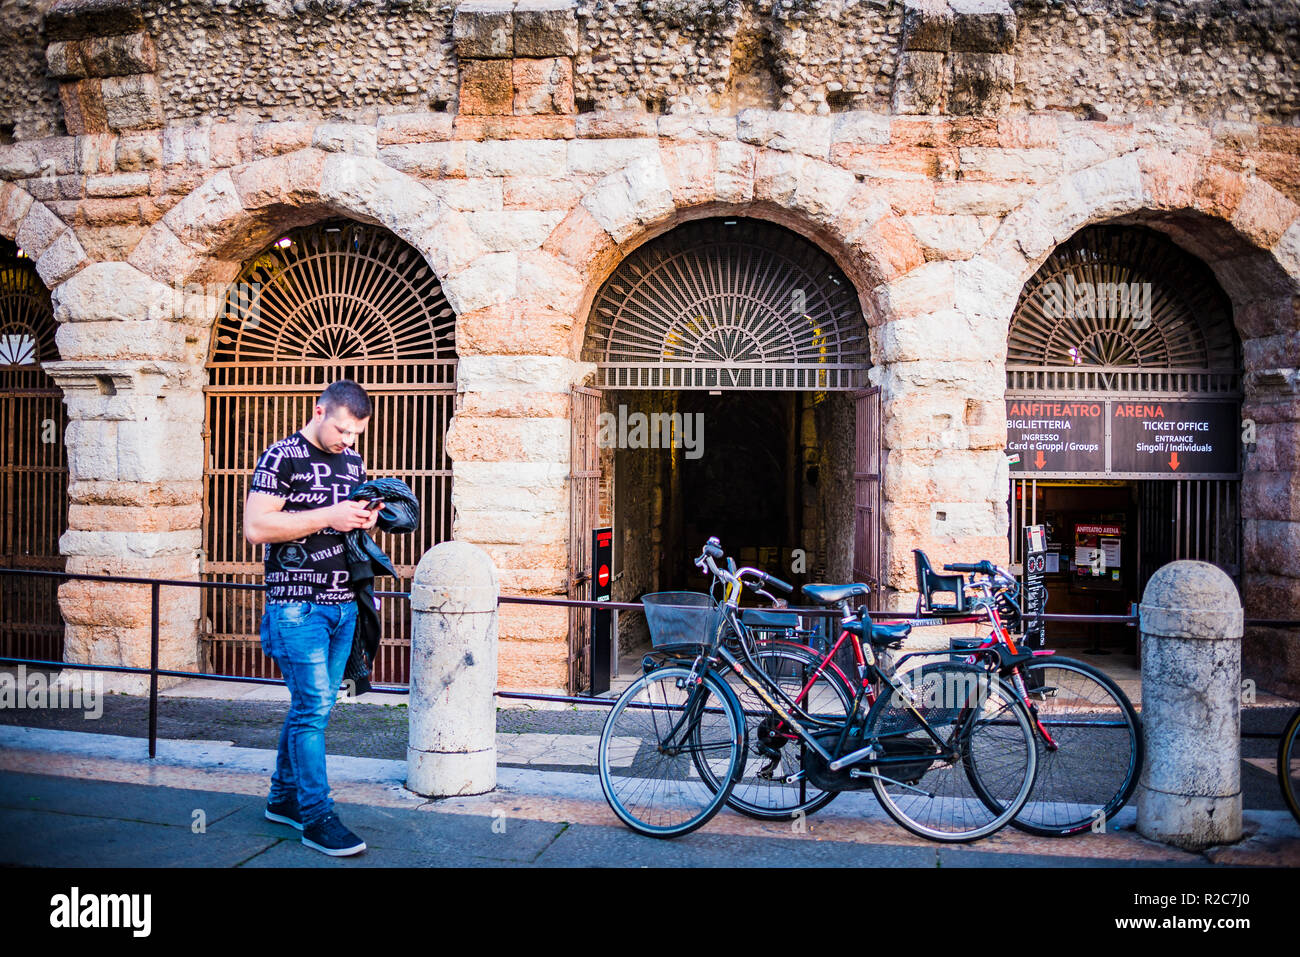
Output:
top-left (327, 500), bottom-right (379, 532)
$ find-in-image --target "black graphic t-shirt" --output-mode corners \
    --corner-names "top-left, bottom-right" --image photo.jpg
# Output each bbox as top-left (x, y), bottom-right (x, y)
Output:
top-left (250, 432), bottom-right (366, 605)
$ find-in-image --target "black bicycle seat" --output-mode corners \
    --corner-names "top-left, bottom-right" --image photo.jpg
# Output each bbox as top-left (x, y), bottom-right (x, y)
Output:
top-left (841, 618), bottom-right (912, 646)
top-left (801, 583), bottom-right (870, 605)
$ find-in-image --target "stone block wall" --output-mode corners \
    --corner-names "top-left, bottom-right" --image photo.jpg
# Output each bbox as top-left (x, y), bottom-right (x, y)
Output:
top-left (0, 0), bottom-right (1297, 693)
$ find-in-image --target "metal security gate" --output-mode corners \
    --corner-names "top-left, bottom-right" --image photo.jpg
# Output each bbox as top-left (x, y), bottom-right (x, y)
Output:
top-left (0, 241), bottom-right (66, 663)
top-left (1006, 224), bottom-right (1242, 592)
top-left (203, 221), bottom-right (456, 683)
top-left (853, 386), bottom-right (882, 607)
top-left (568, 386), bottom-right (601, 693)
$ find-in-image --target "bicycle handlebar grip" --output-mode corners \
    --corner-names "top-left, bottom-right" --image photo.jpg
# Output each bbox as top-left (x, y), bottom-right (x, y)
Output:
top-left (943, 563), bottom-right (980, 573)
top-left (761, 572), bottom-right (794, 594)
top-left (703, 538), bottom-right (724, 560)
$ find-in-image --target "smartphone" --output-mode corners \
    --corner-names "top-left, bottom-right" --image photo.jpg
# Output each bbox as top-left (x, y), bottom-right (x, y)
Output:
top-left (366, 499), bottom-right (383, 511)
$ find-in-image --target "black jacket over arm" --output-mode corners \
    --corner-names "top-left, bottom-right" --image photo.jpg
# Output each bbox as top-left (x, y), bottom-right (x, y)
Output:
top-left (341, 478), bottom-right (420, 694)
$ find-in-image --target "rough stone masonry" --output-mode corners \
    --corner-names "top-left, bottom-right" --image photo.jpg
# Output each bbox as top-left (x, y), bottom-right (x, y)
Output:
top-left (0, 0), bottom-right (1297, 695)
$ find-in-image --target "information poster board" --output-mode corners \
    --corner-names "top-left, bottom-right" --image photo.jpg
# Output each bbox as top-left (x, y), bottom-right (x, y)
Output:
top-left (1109, 400), bottom-right (1239, 475)
top-left (1007, 398), bottom-right (1239, 478)
top-left (1022, 524), bottom-right (1047, 651)
top-left (1006, 400), bottom-right (1106, 472)
top-left (1074, 523), bottom-right (1123, 586)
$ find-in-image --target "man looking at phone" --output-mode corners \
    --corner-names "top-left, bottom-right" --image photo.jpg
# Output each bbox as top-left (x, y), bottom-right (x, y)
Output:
top-left (243, 379), bottom-right (379, 857)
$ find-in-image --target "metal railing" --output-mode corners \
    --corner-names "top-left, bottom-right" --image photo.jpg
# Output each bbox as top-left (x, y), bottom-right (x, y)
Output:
top-left (1, 567), bottom-right (1296, 757)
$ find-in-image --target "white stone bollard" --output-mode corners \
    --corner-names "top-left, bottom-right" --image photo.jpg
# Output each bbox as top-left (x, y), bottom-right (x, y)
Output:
top-left (1137, 561), bottom-right (1243, 850)
top-left (406, 541), bottom-right (499, 797)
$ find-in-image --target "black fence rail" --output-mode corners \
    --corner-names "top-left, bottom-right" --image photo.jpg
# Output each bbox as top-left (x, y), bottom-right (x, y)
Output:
top-left (1, 567), bottom-right (1296, 757)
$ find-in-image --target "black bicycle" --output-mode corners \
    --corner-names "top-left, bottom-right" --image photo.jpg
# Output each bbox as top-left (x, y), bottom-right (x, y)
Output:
top-left (596, 538), bottom-right (1039, 842)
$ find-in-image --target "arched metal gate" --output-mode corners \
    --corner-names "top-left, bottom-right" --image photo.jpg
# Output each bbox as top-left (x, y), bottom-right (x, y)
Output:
top-left (0, 239), bottom-right (67, 663)
top-left (574, 217), bottom-right (878, 690)
top-left (1007, 224), bottom-right (1242, 587)
top-left (202, 221), bottom-right (457, 683)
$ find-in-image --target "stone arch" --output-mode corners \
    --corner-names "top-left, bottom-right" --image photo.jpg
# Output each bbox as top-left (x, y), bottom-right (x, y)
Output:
top-left (970, 149), bottom-right (1300, 694)
top-left (543, 144), bottom-right (928, 363)
top-left (124, 148), bottom-right (486, 331)
top-left (0, 181), bottom-right (89, 291)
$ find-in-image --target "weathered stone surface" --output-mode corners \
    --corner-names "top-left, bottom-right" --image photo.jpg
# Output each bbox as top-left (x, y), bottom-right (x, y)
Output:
top-left (377, 112), bottom-right (455, 146)
top-left (892, 51), bottom-right (946, 115)
top-left (901, 0), bottom-right (953, 52)
top-left (230, 149), bottom-right (326, 212)
top-left (125, 222), bottom-right (203, 285)
top-left (83, 31), bottom-right (156, 76)
top-left (541, 204), bottom-right (616, 274)
top-left (513, 0), bottom-right (579, 57)
top-left (60, 79), bottom-right (108, 135)
top-left (161, 169), bottom-right (245, 253)
top-left (467, 209), bottom-right (563, 253)
top-left (515, 249), bottom-right (583, 312)
top-left (380, 142), bottom-right (470, 178)
top-left (460, 59), bottom-right (514, 116)
top-left (440, 251), bottom-right (518, 314)
top-left (453, 0), bottom-right (514, 58)
top-left (34, 228), bottom-right (89, 286)
top-left (714, 141), bottom-right (756, 204)
top-left (509, 55), bottom-right (572, 113)
top-left (101, 74), bottom-right (163, 131)
top-left (580, 156), bottom-right (674, 244)
top-left (829, 110), bottom-right (891, 146)
top-left (311, 123), bottom-right (378, 157)
top-left (567, 137), bottom-right (657, 176)
top-left (576, 110), bottom-right (657, 139)
top-left (466, 139), bottom-right (565, 177)
top-left (947, 53), bottom-right (1014, 116)
top-left (948, 0), bottom-right (1016, 53)
top-left (737, 109), bottom-right (831, 159)
top-left (15, 200), bottom-right (69, 260)
top-left (115, 131), bottom-right (162, 171)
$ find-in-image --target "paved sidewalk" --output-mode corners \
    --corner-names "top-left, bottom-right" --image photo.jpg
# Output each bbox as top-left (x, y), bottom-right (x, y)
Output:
top-left (2, 720), bottom-right (1297, 868)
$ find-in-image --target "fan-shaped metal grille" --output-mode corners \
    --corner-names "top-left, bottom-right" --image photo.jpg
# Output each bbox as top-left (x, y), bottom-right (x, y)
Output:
top-left (1009, 226), bottom-right (1238, 374)
top-left (584, 218), bottom-right (869, 390)
top-left (210, 220), bottom-right (455, 365)
top-left (0, 242), bottom-right (56, 368)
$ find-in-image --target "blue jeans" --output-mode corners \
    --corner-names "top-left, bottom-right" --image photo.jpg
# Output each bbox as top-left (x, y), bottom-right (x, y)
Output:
top-left (260, 600), bottom-right (358, 828)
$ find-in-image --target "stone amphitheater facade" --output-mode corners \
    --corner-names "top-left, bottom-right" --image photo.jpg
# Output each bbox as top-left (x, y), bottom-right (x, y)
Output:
top-left (0, 0), bottom-right (1297, 694)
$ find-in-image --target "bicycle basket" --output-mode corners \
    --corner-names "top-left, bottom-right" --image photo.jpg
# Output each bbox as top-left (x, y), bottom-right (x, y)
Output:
top-left (642, 592), bottom-right (723, 652)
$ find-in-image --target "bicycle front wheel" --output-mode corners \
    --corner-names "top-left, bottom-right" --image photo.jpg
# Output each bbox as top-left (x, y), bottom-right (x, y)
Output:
top-left (708, 642), bottom-right (855, 821)
top-left (1280, 708), bottom-right (1300, 826)
top-left (1008, 657), bottom-right (1144, 837)
top-left (866, 663), bottom-right (1036, 843)
top-left (597, 665), bottom-right (746, 839)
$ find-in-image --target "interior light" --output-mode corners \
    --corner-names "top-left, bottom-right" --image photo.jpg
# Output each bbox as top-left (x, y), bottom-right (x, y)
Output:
top-left (275, 237), bottom-right (292, 248)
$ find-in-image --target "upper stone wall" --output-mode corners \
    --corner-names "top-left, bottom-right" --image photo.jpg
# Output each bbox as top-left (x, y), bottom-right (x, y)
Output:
top-left (1012, 0), bottom-right (1300, 123)
top-left (1, 0), bottom-right (1298, 140)
top-left (144, 0), bottom-right (460, 125)
top-left (0, 0), bottom-right (63, 140)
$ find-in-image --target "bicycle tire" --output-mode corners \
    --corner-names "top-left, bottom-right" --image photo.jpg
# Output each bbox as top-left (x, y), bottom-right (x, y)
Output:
top-left (997, 656), bottom-right (1144, 837)
top-left (597, 664), bottom-right (746, 839)
top-left (704, 641), bottom-right (856, 821)
top-left (1280, 708), bottom-right (1300, 826)
top-left (866, 662), bottom-right (1037, 843)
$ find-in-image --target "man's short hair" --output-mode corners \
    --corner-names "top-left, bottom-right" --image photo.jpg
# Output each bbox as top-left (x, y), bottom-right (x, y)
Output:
top-left (319, 380), bottom-right (372, 420)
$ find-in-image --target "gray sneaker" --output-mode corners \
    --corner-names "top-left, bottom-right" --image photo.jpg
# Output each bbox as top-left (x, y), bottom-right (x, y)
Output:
top-left (302, 813), bottom-right (366, 857)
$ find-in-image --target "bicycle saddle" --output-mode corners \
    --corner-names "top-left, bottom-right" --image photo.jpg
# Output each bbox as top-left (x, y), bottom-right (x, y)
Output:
top-left (842, 618), bottom-right (912, 646)
top-left (801, 583), bottom-right (870, 605)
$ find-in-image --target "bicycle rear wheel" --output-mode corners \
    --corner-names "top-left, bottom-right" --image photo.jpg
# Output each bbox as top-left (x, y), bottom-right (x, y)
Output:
top-left (597, 665), bottom-right (746, 839)
top-left (1280, 708), bottom-right (1300, 826)
top-left (1006, 657), bottom-right (1144, 837)
top-left (708, 642), bottom-right (855, 821)
top-left (866, 663), bottom-right (1036, 843)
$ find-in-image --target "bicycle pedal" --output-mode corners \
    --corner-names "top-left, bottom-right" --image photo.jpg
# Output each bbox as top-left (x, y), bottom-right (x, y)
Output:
top-left (1029, 685), bottom-right (1058, 699)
